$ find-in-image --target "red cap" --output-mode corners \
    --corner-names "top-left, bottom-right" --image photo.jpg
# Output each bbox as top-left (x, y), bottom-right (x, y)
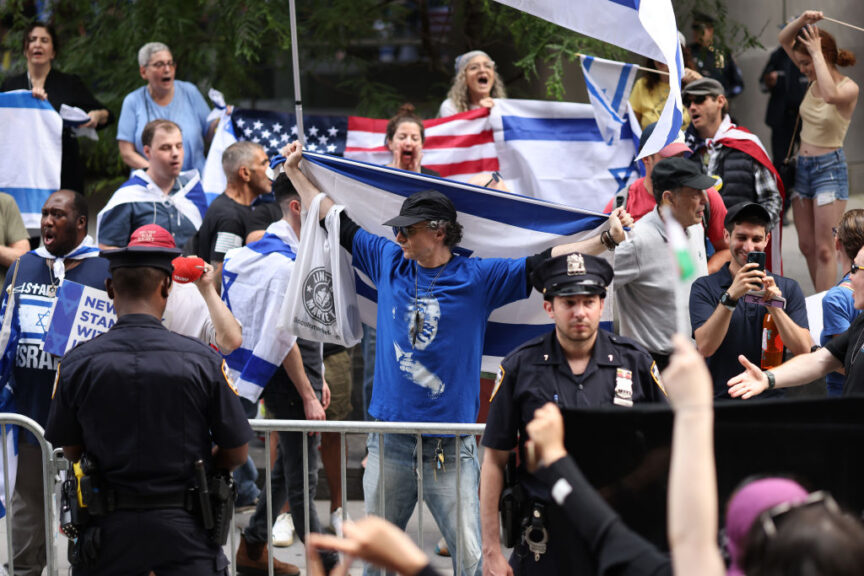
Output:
top-left (128, 224), bottom-right (177, 248)
top-left (172, 256), bottom-right (206, 284)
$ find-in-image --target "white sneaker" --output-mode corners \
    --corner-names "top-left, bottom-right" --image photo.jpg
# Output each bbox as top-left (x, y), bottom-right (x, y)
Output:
top-left (272, 513), bottom-right (295, 547)
top-left (330, 507), bottom-right (351, 538)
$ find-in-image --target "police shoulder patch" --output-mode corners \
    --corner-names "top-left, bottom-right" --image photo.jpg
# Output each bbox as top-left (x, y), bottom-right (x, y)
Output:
top-left (221, 360), bottom-right (240, 396)
top-left (490, 365), bottom-right (506, 402)
top-left (51, 362), bottom-right (61, 399)
top-left (650, 361), bottom-right (667, 396)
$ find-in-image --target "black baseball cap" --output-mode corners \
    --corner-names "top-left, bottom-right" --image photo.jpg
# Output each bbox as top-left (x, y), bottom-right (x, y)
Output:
top-left (383, 190), bottom-right (457, 227)
top-left (724, 202), bottom-right (771, 230)
top-left (652, 157), bottom-right (716, 192)
top-left (530, 252), bottom-right (614, 298)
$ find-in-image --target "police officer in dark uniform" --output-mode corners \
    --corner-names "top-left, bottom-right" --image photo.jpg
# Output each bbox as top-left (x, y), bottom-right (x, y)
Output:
top-left (45, 227), bottom-right (253, 575)
top-left (689, 10), bottom-right (745, 98)
top-left (480, 252), bottom-right (666, 576)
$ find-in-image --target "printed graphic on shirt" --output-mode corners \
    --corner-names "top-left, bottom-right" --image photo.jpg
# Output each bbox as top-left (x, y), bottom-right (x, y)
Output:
top-left (394, 293), bottom-right (445, 397)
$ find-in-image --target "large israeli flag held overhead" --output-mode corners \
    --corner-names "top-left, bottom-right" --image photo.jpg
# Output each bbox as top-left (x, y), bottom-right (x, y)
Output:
top-left (0, 91), bottom-right (62, 228)
top-left (299, 152), bottom-right (611, 373)
top-left (579, 55), bottom-right (638, 145)
top-left (494, 0), bottom-right (683, 159)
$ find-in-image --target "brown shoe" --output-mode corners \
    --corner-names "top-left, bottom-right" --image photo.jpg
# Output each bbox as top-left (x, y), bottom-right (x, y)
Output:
top-left (236, 535), bottom-right (300, 576)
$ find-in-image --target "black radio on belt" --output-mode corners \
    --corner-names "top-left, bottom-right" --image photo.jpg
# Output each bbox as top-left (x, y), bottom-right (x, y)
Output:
top-left (499, 452), bottom-right (525, 548)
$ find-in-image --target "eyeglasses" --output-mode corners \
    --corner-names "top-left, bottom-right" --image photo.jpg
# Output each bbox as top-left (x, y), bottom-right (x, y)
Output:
top-left (466, 61), bottom-right (495, 73)
top-left (682, 95), bottom-right (708, 107)
top-left (148, 60), bottom-right (176, 70)
top-left (758, 491), bottom-right (839, 538)
top-left (851, 264), bottom-right (862, 276)
top-left (392, 224), bottom-right (424, 238)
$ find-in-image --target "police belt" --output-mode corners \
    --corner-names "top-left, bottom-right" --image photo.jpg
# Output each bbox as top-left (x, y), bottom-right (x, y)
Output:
top-left (109, 490), bottom-right (195, 512)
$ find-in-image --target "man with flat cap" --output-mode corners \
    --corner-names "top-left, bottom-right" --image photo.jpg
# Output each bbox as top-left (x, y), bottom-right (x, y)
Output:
top-left (277, 141), bottom-right (632, 576)
top-left (45, 230), bottom-right (253, 575)
top-left (480, 252), bottom-right (667, 576)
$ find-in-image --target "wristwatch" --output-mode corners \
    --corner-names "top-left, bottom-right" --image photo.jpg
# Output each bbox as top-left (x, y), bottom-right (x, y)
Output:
top-left (764, 370), bottom-right (776, 390)
top-left (719, 291), bottom-right (738, 311)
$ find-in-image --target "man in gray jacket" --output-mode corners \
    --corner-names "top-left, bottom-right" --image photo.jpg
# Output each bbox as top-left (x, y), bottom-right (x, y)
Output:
top-left (613, 158), bottom-right (713, 370)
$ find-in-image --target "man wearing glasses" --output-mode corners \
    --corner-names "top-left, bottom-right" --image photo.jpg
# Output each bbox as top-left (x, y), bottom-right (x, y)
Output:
top-left (117, 41), bottom-right (218, 175)
top-left (689, 202), bottom-right (811, 399)
top-left (278, 141), bottom-right (630, 576)
top-left (682, 78), bottom-right (783, 269)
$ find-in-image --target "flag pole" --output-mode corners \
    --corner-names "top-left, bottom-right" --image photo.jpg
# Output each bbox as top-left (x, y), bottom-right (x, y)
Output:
top-left (289, 0), bottom-right (305, 147)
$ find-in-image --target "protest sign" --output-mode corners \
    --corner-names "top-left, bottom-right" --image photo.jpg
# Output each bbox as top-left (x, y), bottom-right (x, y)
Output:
top-left (43, 281), bottom-right (116, 356)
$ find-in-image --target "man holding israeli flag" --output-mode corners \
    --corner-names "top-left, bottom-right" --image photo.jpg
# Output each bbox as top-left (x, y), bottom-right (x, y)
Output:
top-left (278, 140), bottom-right (631, 576)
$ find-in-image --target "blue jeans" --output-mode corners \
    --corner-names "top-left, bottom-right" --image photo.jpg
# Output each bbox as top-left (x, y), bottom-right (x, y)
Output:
top-left (363, 433), bottom-right (482, 576)
top-left (795, 149), bottom-right (849, 201)
top-left (244, 393), bottom-right (323, 547)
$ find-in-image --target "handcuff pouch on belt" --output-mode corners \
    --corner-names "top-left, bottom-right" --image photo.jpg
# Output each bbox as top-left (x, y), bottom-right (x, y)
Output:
top-left (522, 502), bottom-right (549, 562)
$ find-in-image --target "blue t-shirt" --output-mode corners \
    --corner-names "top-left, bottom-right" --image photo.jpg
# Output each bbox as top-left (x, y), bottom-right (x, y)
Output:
top-left (117, 80), bottom-right (211, 174)
top-left (821, 274), bottom-right (858, 397)
top-left (352, 229), bottom-right (528, 423)
top-left (689, 263), bottom-right (809, 399)
top-left (1, 253), bottom-right (110, 443)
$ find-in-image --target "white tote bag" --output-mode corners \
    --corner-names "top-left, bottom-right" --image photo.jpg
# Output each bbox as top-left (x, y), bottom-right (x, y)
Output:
top-left (280, 193), bottom-right (363, 346)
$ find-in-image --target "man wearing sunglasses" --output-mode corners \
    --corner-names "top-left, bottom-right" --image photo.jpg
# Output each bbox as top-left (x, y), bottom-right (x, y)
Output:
top-left (277, 140), bottom-right (629, 576)
top-left (683, 78), bottom-right (784, 272)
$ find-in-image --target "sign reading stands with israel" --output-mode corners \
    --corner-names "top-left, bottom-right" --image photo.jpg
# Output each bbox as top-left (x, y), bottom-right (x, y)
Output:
top-left (43, 281), bottom-right (116, 356)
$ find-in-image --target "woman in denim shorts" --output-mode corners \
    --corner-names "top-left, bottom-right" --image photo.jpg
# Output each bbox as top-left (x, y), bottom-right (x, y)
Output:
top-left (780, 11), bottom-right (859, 292)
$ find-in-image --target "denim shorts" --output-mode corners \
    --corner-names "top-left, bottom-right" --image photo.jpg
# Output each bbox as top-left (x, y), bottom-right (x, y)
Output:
top-left (795, 148), bottom-right (849, 204)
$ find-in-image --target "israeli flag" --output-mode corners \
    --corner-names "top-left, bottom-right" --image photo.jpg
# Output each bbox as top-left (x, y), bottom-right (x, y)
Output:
top-left (201, 110), bottom-right (236, 202)
top-left (494, 0), bottom-right (683, 159)
top-left (0, 91), bottom-right (62, 228)
top-left (490, 99), bottom-right (640, 213)
top-left (299, 152), bottom-right (611, 373)
top-left (221, 221), bottom-right (299, 401)
top-left (580, 55), bottom-right (638, 144)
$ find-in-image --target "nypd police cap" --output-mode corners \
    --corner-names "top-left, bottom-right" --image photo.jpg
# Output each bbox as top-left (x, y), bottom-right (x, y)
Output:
top-left (530, 252), bottom-right (613, 297)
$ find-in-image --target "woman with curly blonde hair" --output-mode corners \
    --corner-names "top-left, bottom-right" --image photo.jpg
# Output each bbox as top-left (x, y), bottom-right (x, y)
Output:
top-left (438, 50), bottom-right (507, 117)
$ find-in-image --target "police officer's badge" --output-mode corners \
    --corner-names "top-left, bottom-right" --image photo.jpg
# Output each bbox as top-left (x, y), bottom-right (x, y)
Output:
top-left (613, 368), bottom-right (634, 407)
top-left (490, 365), bottom-right (506, 401)
top-left (566, 253), bottom-right (586, 276)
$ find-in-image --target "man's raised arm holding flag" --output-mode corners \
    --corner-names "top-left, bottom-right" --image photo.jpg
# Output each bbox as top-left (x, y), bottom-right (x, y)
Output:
top-left (277, 140), bottom-right (633, 576)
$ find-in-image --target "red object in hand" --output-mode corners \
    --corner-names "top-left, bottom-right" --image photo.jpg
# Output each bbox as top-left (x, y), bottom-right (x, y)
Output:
top-left (172, 256), bottom-right (206, 284)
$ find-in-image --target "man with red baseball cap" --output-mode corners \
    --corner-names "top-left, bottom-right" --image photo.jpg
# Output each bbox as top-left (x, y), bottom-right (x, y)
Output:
top-left (126, 224), bottom-right (241, 354)
top-left (604, 123), bottom-right (731, 273)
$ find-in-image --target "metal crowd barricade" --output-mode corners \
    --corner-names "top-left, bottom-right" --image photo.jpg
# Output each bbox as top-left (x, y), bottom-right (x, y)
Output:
top-left (0, 413), bottom-right (59, 576)
top-left (245, 419), bottom-right (486, 576)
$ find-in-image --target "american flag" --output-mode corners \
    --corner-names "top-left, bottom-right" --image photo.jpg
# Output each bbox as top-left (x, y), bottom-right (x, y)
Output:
top-left (231, 110), bottom-right (348, 157)
top-left (229, 107), bottom-right (498, 181)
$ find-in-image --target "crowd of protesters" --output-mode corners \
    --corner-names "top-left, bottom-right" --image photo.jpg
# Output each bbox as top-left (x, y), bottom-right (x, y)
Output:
top-left (1, 6), bottom-right (863, 576)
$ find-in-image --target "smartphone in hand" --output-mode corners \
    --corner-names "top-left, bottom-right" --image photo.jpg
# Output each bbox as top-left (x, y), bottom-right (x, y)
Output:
top-left (746, 251), bottom-right (766, 290)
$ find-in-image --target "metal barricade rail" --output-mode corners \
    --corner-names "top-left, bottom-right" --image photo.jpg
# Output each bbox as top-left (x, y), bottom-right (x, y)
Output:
top-left (246, 419), bottom-right (486, 576)
top-left (0, 413), bottom-right (59, 576)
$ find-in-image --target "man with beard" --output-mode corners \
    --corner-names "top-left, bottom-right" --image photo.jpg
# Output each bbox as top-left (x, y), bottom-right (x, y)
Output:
top-left (689, 202), bottom-right (811, 399)
top-left (480, 252), bottom-right (667, 576)
top-left (0, 189), bottom-right (109, 576)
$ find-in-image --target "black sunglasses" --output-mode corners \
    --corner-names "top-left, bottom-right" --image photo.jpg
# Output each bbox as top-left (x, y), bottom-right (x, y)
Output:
top-left (682, 95), bottom-right (708, 107)
top-left (851, 263), bottom-right (862, 276)
top-left (483, 171), bottom-right (503, 188)
top-left (392, 224), bottom-right (425, 238)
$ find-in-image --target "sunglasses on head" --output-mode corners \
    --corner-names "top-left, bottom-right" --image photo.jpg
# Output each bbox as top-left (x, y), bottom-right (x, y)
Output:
top-left (683, 94), bottom-right (708, 107)
top-left (758, 491), bottom-right (839, 539)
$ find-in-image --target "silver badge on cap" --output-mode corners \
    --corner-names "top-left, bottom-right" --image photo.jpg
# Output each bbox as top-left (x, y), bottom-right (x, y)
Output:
top-left (566, 253), bottom-right (586, 276)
